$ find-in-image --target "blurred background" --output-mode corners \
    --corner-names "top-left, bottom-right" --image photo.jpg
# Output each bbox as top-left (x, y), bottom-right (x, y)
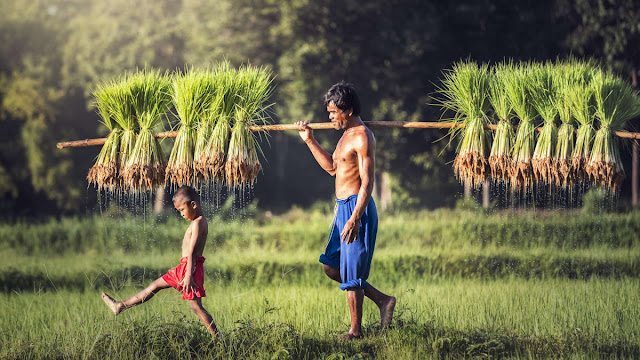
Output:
top-left (1, 0), bottom-right (639, 218)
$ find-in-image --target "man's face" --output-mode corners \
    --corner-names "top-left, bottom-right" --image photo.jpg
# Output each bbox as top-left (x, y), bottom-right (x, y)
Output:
top-left (174, 200), bottom-right (198, 221)
top-left (327, 102), bottom-right (350, 130)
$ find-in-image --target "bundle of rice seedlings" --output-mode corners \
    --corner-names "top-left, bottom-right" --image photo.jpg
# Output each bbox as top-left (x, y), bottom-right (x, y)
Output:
top-left (121, 69), bottom-right (173, 194)
top-left (587, 70), bottom-right (640, 191)
top-left (194, 62), bottom-right (238, 183)
top-left (166, 68), bottom-right (214, 188)
top-left (225, 65), bottom-right (274, 189)
top-left (505, 62), bottom-right (538, 190)
top-left (87, 80), bottom-right (122, 192)
top-left (567, 66), bottom-right (595, 183)
top-left (437, 61), bottom-right (491, 189)
top-left (553, 61), bottom-right (579, 187)
top-left (530, 62), bottom-right (558, 186)
top-left (106, 75), bottom-right (138, 191)
top-left (488, 62), bottom-right (515, 183)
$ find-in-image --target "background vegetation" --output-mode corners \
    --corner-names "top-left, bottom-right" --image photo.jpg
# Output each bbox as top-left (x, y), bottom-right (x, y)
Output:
top-left (1, 0), bottom-right (639, 217)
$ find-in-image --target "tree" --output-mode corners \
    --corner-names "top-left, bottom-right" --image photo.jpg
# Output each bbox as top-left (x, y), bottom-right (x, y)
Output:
top-left (557, 0), bottom-right (640, 206)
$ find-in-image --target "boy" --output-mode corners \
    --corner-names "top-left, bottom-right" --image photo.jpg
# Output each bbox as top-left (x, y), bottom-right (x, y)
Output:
top-left (101, 186), bottom-right (219, 338)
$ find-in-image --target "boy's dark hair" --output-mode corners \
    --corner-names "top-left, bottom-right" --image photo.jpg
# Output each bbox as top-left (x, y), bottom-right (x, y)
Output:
top-left (323, 81), bottom-right (360, 116)
top-left (172, 186), bottom-right (201, 204)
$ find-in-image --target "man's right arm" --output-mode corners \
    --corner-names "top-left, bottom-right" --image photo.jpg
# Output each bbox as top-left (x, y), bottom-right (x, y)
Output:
top-left (296, 121), bottom-right (336, 176)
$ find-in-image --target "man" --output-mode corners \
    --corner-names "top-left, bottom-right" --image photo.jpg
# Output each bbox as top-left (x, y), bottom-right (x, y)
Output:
top-left (296, 81), bottom-right (396, 340)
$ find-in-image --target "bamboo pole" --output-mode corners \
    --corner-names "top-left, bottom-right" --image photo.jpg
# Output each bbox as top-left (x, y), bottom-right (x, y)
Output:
top-left (56, 121), bottom-right (640, 149)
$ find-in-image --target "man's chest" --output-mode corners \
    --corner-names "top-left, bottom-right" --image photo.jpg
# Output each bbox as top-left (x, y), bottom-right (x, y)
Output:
top-left (333, 138), bottom-right (357, 165)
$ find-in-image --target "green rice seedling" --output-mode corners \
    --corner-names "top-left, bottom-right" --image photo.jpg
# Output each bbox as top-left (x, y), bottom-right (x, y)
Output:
top-left (225, 64), bottom-right (274, 189)
top-left (566, 66), bottom-right (596, 184)
top-left (121, 69), bottom-right (173, 194)
top-left (437, 61), bottom-right (491, 189)
top-left (166, 68), bottom-right (215, 189)
top-left (588, 70), bottom-right (640, 191)
top-left (530, 62), bottom-right (558, 186)
top-left (87, 80), bottom-right (122, 192)
top-left (104, 74), bottom-right (138, 192)
top-left (505, 62), bottom-right (538, 190)
top-left (488, 62), bottom-right (515, 183)
top-left (553, 61), bottom-right (581, 187)
top-left (197, 62), bottom-right (241, 183)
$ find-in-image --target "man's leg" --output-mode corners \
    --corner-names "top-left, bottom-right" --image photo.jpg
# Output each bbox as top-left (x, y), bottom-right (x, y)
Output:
top-left (101, 277), bottom-right (171, 315)
top-left (322, 264), bottom-right (396, 328)
top-left (189, 298), bottom-right (220, 338)
top-left (343, 289), bottom-right (364, 339)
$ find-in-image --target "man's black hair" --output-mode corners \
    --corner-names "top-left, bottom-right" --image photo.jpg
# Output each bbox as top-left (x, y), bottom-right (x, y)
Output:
top-left (323, 81), bottom-right (360, 116)
top-left (172, 186), bottom-right (201, 204)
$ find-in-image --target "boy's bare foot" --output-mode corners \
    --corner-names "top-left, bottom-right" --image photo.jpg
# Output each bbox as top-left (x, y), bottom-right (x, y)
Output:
top-left (340, 332), bottom-right (362, 341)
top-left (380, 296), bottom-right (396, 329)
top-left (101, 292), bottom-right (123, 315)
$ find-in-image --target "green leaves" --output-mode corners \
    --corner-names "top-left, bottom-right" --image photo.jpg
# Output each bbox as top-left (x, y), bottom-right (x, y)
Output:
top-left (438, 58), bottom-right (640, 192)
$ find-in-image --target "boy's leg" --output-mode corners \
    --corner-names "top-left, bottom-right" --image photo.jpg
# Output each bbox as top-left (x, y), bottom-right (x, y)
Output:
top-left (189, 298), bottom-right (220, 338)
top-left (322, 264), bottom-right (396, 328)
top-left (101, 277), bottom-right (171, 315)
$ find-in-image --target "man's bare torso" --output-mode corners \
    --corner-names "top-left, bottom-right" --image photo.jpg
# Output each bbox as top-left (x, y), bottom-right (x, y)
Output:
top-left (182, 216), bottom-right (208, 257)
top-left (333, 126), bottom-right (376, 199)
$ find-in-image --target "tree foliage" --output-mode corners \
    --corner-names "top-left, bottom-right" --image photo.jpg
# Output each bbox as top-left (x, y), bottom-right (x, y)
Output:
top-left (1, 0), bottom-right (632, 216)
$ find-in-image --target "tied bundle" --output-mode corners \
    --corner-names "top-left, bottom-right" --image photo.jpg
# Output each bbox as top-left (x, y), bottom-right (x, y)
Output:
top-left (505, 62), bottom-right (538, 190)
top-left (437, 61), bottom-right (491, 189)
top-left (488, 62), bottom-right (515, 183)
top-left (553, 59), bottom-right (590, 187)
top-left (87, 80), bottom-right (122, 192)
top-left (121, 69), bottom-right (172, 194)
top-left (166, 68), bottom-right (215, 188)
top-left (567, 66), bottom-right (595, 183)
top-left (225, 65), bottom-right (274, 189)
top-left (530, 62), bottom-right (558, 186)
top-left (195, 62), bottom-right (239, 184)
top-left (588, 70), bottom-right (640, 191)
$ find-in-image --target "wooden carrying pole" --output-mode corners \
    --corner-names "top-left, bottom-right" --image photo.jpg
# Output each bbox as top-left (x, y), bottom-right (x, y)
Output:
top-left (56, 121), bottom-right (640, 149)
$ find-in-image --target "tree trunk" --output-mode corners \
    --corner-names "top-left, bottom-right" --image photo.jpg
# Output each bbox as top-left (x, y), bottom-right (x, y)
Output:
top-left (374, 171), bottom-right (393, 212)
top-left (632, 68), bottom-right (638, 208)
top-left (482, 179), bottom-right (490, 208)
top-left (633, 140), bottom-right (638, 208)
top-left (464, 181), bottom-right (471, 199)
top-left (153, 186), bottom-right (165, 216)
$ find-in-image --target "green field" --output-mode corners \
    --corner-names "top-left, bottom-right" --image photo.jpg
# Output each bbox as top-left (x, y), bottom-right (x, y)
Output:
top-left (1, 208), bottom-right (639, 359)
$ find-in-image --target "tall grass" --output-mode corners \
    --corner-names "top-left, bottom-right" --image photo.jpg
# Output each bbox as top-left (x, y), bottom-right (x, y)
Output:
top-left (2, 278), bottom-right (639, 358)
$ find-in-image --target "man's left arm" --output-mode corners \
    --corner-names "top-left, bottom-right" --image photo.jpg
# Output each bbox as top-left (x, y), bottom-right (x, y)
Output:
top-left (341, 132), bottom-right (375, 244)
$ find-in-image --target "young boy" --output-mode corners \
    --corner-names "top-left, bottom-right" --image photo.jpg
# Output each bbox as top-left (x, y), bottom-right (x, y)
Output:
top-left (101, 186), bottom-right (219, 338)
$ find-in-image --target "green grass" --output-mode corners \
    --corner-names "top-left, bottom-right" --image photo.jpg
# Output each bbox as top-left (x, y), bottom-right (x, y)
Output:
top-left (1, 208), bottom-right (639, 358)
top-left (1, 278), bottom-right (638, 359)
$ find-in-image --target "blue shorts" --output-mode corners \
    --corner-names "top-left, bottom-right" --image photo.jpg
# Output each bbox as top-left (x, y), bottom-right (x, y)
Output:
top-left (319, 194), bottom-right (378, 290)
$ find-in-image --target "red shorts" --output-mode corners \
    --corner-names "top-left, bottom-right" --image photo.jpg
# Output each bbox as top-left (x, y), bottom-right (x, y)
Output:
top-left (162, 256), bottom-right (206, 300)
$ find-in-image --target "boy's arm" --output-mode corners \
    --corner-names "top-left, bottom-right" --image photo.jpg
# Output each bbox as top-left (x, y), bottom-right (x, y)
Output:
top-left (180, 220), bottom-right (201, 295)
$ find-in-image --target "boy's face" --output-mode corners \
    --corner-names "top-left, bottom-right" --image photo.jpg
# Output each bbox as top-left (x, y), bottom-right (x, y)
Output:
top-left (174, 200), bottom-right (198, 221)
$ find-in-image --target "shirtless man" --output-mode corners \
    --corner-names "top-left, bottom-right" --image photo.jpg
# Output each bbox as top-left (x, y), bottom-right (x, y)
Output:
top-left (101, 186), bottom-right (220, 338)
top-left (296, 81), bottom-right (396, 340)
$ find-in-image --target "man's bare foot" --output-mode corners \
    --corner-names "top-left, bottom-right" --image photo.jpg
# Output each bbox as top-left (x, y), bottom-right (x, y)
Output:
top-left (101, 292), bottom-right (123, 315)
top-left (380, 296), bottom-right (396, 329)
top-left (340, 332), bottom-right (362, 341)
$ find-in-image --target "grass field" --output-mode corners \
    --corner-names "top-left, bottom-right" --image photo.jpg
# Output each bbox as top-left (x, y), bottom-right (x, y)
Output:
top-left (1, 208), bottom-right (639, 359)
